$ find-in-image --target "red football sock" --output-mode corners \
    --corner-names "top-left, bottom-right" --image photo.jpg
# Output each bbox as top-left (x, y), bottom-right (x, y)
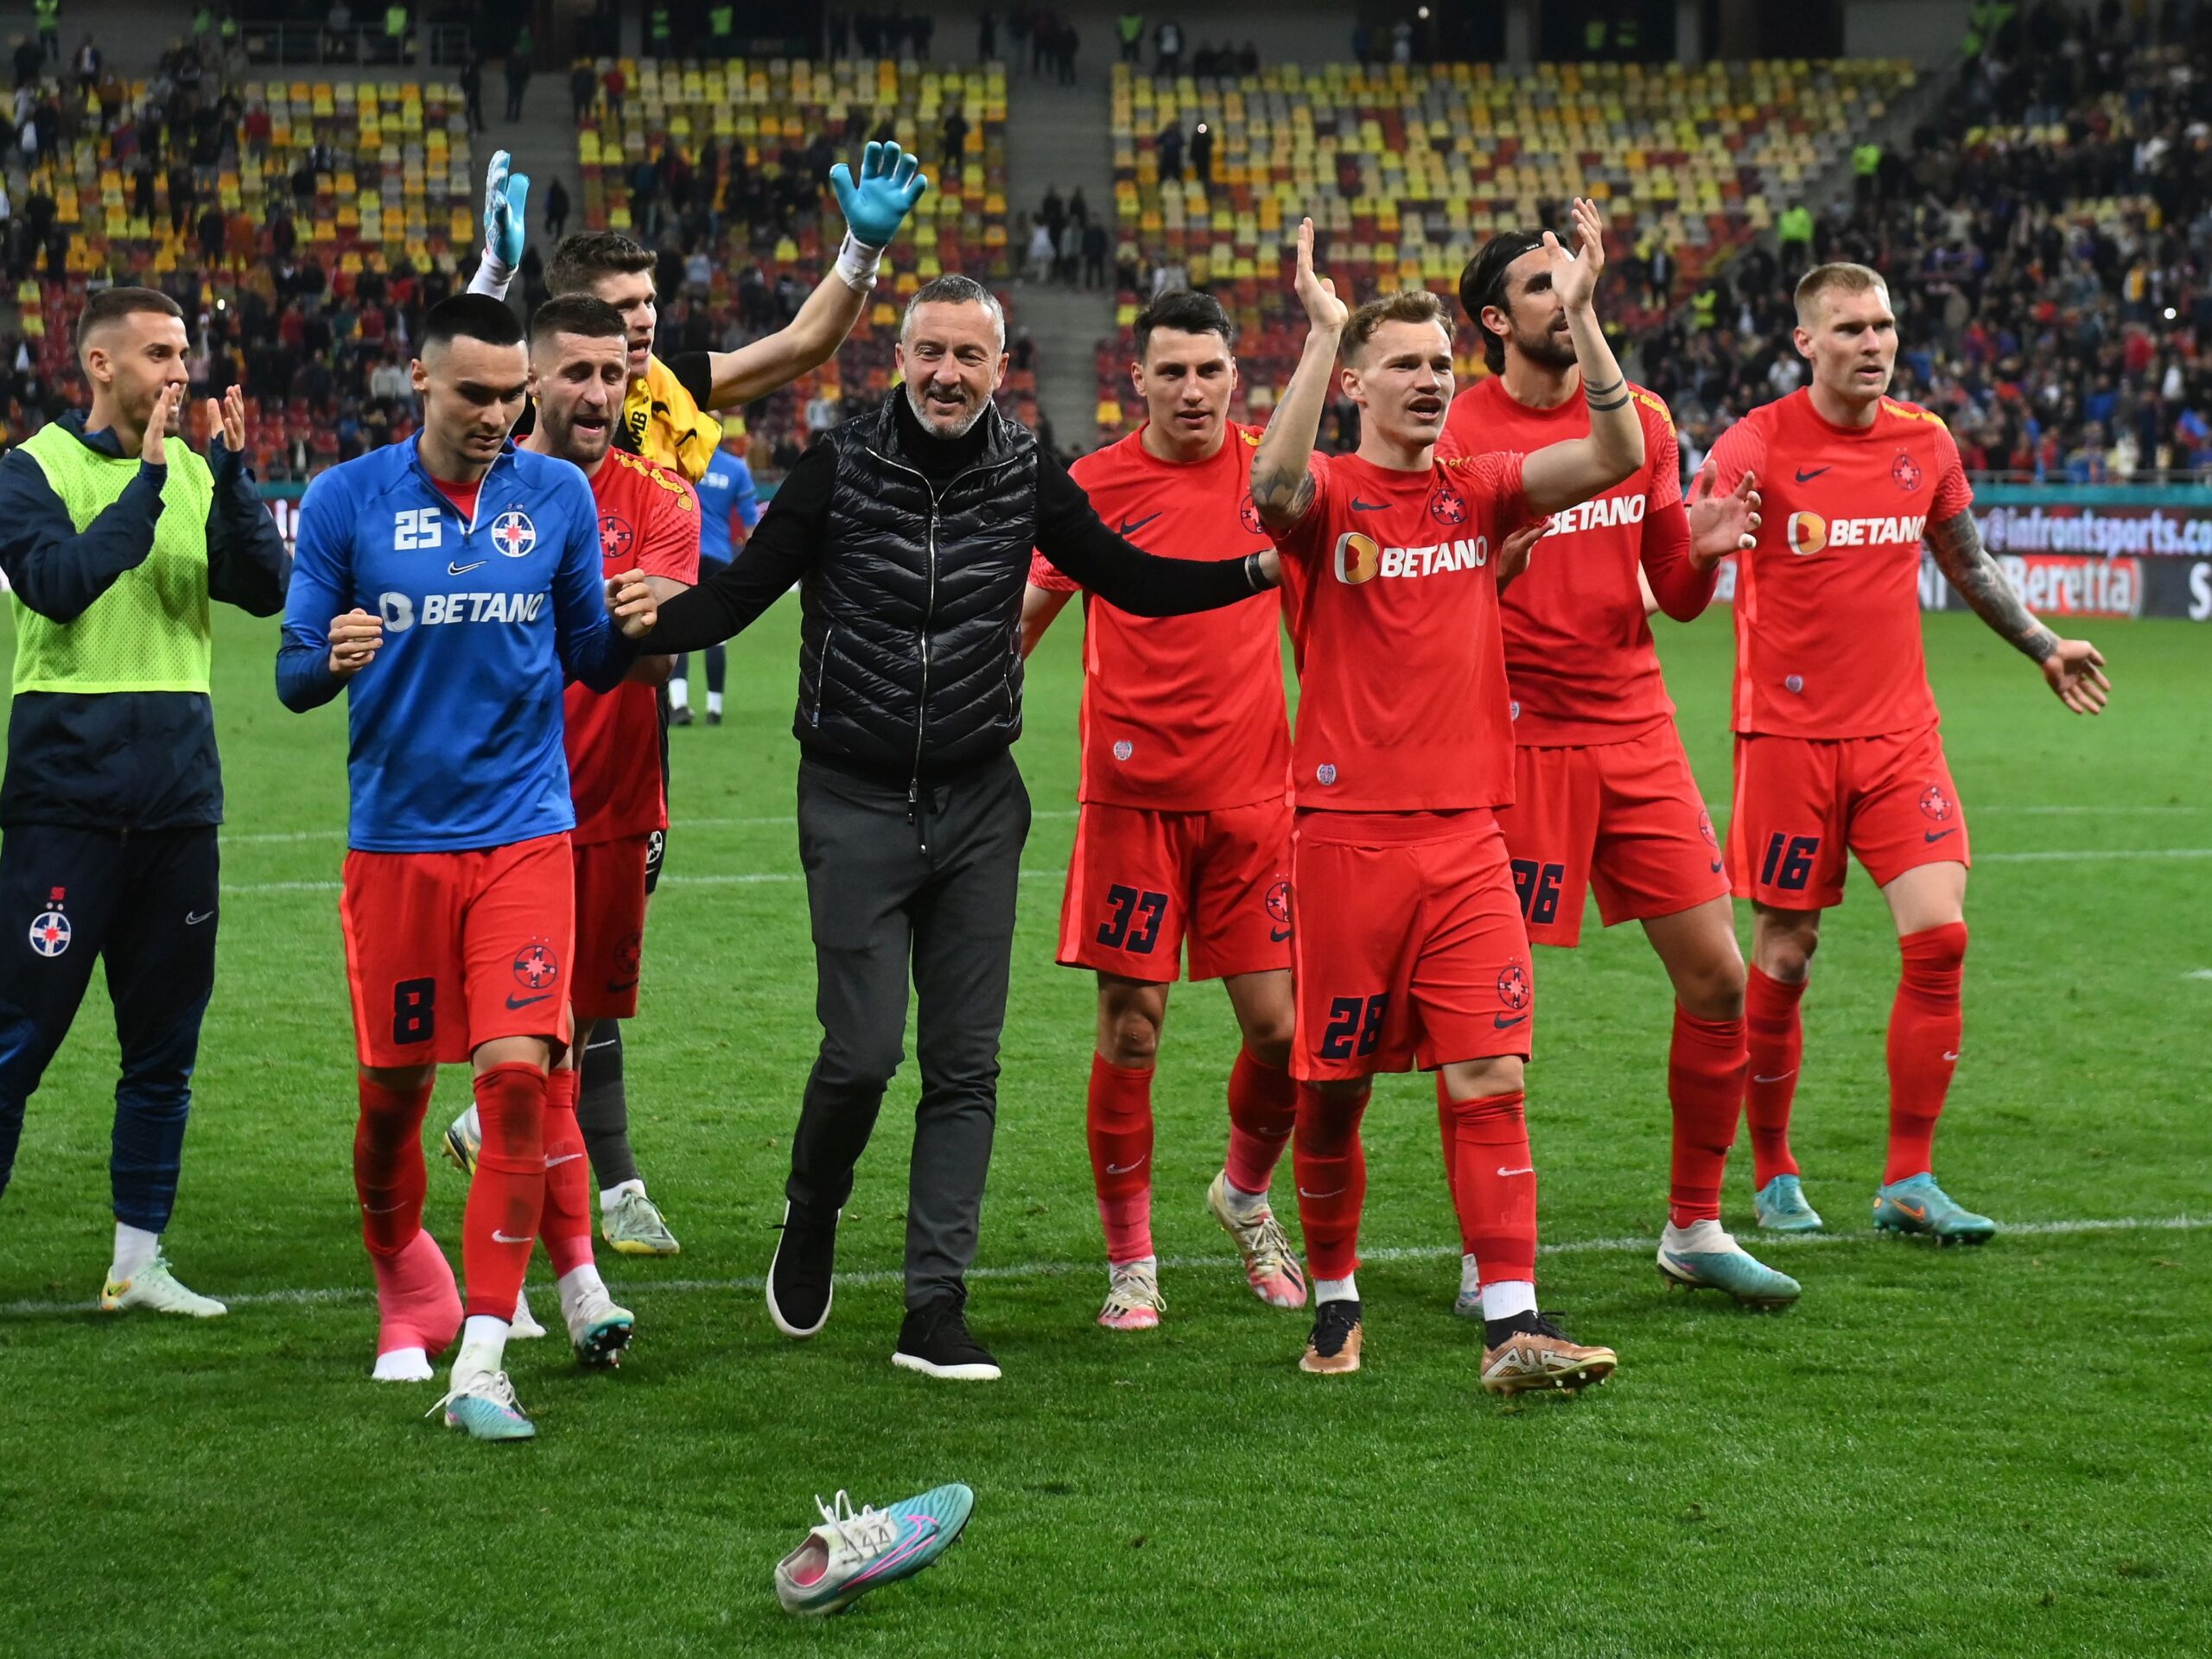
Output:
top-left (1086, 1053), bottom-right (1154, 1265)
top-left (1436, 1074), bottom-right (1472, 1254)
top-left (1885, 922), bottom-right (1967, 1184)
top-left (462, 1063), bottom-right (547, 1319)
top-left (372, 1226), bottom-right (462, 1359)
top-left (353, 1071), bottom-right (434, 1258)
top-left (1745, 966), bottom-right (1808, 1187)
top-left (1224, 1046), bottom-right (1296, 1194)
top-left (1669, 1006), bottom-right (1747, 1227)
top-left (1446, 1089), bottom-right (1537, 1287)
top-left (539, 1066), bottom-right (594, 1280)
top-left (1291, 1083), bottom-right (1369, 1282)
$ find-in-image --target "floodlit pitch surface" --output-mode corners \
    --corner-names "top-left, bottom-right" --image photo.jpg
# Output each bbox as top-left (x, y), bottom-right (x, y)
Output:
top-left (2, 601), bottom-right (2206, 1655)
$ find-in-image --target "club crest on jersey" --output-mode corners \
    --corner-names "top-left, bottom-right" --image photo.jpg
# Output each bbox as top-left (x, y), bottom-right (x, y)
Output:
top-left (1239, 493), bottom-right (1264, 536)
top-left (1496, 959), bottom-right (1530, 1011)
top-left (1428, 480), bottom-right (1467, 525)
top-left (1699, 809), bottom-right (1719, 849)
top-left (512, 940), bottom-right (561, 989)
top-left (28, 887), bottom-right (68, 957)
top-left (1265, 879), bottom-right (1290, 925)
top-left (1333, 532), bottom-right (1381, 585)
top-left (490, 509), bottom-right (537, 559)
top-left (1918, 784), bottom-right (1955, 823)
top-left (1315, 763), bottom-right (1338, 785)
top-left (599, 512), bottom-right (634, 562)
top-left (1892, 450), bottom-right (1923, 493)
top-left (1786, 512), bottom-right (1827, 555)
top-left (1112, 740), bottom-right (1134, 761)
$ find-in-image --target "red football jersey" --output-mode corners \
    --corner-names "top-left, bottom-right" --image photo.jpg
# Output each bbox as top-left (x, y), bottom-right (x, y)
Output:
top-left (1028, 422), bottom-right (1287, 810)
top-left (564, 448), bottom-right (702, 843)
top-left (1271, 448), bottom-right (1528, 812)
top-left (1708, 390), bottom-right (1974, 739)
top-left (1440, 376), bottom-right (1685, 744)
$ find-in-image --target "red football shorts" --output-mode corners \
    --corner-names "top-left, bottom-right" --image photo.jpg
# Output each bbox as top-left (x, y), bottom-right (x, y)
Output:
top-left (571, 832), bottom-right (651, 1020)
top-left (1058, 797), bottom-right (1292, 983)
top-left (1288, 810), bottom-right (1535, 1082)
top-left (1493, 722), bottom-right (1731, 947)
top-left (1726, 722), bottom-right (1971, 911)
top-left (340, 832), bottom-right (575, 1067)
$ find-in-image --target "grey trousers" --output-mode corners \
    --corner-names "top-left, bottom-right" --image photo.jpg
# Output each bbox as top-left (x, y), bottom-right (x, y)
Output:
top-left (790, 752), bottom-right (1031, 1306)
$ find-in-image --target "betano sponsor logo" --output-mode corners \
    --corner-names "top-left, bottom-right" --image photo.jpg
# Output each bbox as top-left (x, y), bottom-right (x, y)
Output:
top-left (378, 590), bottom-right (549, 631)
top-left (1332, 531), bottom-right (1491, 584)
top-left (1541, 493), bottom-right (1648, 537)
top-left (1785, 512), bottom-right (1928, 555)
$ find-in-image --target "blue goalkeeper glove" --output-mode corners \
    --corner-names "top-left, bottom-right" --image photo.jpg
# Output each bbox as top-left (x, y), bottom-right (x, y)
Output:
top-left (482, 149), bottom-right (530, 275)
top-left (830, 140), bottom-right (927, 249)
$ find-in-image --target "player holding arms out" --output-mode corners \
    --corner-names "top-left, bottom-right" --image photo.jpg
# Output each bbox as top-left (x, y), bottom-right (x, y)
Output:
top-left (1020, 289), bottom-right (1306, 1331)
top-left (1445, 233), bottom-right (1795, 1307)
top-left (277, 296), bottom-right (660, 1441)
top-left (1253, 204), bottom-right (1634, 1390)
top-left (1707, 263), bottom-right (2108, 1243)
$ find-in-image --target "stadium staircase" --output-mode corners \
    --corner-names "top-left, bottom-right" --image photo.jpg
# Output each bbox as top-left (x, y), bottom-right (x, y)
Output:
top-left (1001, 58), bottom-right (1116, 448)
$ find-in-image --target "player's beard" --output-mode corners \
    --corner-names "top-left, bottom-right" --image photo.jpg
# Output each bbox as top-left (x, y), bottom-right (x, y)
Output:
top-left (1516, 318), bottom-right (1579, 373)
top-left (546, 406), bottom-right (613, 467)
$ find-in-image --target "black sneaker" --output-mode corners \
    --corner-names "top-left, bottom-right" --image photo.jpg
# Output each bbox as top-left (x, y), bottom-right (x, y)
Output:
top-left (766, 1199), bottom-right (840, 1338)
top-left (1299, 1298), bottom-right (1363, 1374)
top-left (892, 1293), bottom-right (1001, 1380)
top-left (669, 704), bottom-right (694, 727)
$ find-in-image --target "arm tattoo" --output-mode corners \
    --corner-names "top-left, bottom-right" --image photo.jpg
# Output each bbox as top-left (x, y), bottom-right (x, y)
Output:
top-left (1924, 510), bottom-right (2056, 662)
top-left (1249, 459), bottom-right (1315, 527)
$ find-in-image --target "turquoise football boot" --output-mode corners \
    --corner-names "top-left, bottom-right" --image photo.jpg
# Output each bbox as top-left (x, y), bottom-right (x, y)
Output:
top-left (774, 1484), bottom-right (975, 1617)
top-left (1753, 1173), bottom-right (1824, 1234)
top-left (1656, 1222), bottom-right (1802, 1308)
top-left (429, 1370), bottom-right (537, 1442)
top-left (1872, 1173), bottom-right (1995, 1244)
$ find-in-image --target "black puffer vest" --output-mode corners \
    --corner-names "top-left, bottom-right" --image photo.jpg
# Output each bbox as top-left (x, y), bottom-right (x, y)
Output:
top-left (796, 395), bottom-right (1040, 786)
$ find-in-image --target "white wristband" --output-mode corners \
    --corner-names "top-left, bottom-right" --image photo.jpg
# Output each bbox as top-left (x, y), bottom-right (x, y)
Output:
top-left (834, 232), bottom-right (885, 294)
top-left (469, 253), bottom-right (514, 300)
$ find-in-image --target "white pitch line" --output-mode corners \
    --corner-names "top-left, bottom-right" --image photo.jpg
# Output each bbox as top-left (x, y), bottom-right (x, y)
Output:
top-left (3, 1213), bottom-right (2198, 1319)
top-left (215, 846), bottom-right (2212, 897)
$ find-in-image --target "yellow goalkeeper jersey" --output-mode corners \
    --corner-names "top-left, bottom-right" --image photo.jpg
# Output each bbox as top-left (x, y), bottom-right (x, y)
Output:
top-left (620, 353), bottom-right (723, 484)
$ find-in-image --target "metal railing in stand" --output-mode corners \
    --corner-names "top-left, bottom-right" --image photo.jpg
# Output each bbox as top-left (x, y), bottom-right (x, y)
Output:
top-left (235, 22), bottom-right (473, 69)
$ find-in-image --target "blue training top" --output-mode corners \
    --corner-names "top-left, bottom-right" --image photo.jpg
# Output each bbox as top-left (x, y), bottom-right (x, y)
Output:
top-left (276, 435), bottom-right (632, 853)
top-left (692, 446), bottom-right (760, 564)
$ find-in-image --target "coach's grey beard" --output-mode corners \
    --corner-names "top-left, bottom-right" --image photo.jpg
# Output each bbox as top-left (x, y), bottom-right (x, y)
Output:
top-left (906, 377), bottom-right (990, 438)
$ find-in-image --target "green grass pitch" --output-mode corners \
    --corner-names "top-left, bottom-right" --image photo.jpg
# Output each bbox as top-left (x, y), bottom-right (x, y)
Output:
top-left (1, 601), bottom-right (2207, 1656)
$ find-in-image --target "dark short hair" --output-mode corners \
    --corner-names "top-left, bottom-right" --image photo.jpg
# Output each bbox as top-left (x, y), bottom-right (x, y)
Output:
top-left (529, 294), bottom-right (627, 351)
top-left (422, 293), bottom-right (526, 353)
top-left (1134, 289), bottom-right (1236, 361)
top-left (1342, 289), bottom-right (1451, 365)
top-left (546, 231), bottom-right (657, 297)
top-left (76, 286), bottom-right (184, 359)
top-left (1459, 230), bottom-right (1548, 373)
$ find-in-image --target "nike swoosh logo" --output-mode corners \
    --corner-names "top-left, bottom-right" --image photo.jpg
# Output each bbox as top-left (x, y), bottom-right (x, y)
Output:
top-left (604, 979), bottom-right (639, 994)
top-left (1269, 926), bottom-right (1292, 943)
top-left (1753, 1071), bottom-right (1796, 1084)
top-left (505, 992), bottom-right (553, 1009)
top-left (1297, 1186), bottom-right (1344, 1199)
top-left (545, 1153), bottom-right (583, 1166)
top-left (492, 1230), bottom-right (531, 1243)
top-left (1794, 467), bottom-right (1831, 482)
top-left (1942, 1051), bottom-right (1961, 1061)
top-left (1709, 859), bottom-right (1726, 874)
top-left (361, 1201), bottom-right (406, 1214)
top-left (1493, 1012), bottom-right (1529, 1029)
top-left (1350, 498), bottom-right (1389, 512)
top-left (1924, 828), bottom-right (1959, 842)
top-left (1116, 512), bottom-right (1163, 537)
top-left (1105, 1160), bottom-right (1148, 1175)
top-left (448, 560), bottom-right (487, 575)
top-left (1890, 1202), bottom-right (1927, 1222)
top-left (184, 909), bottom-right (215, 925)
top-left (1496, 1166), bottom-right (1534, 1178)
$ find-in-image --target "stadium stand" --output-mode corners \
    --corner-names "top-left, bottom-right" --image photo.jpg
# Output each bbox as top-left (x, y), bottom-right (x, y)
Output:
top-left (1094, 57), bottom-right (1922, 443)
top-left (575, 55), bottom-right (1025, 467)
top-left (1649, 7), bottom-right (2212, 483)
top-left (0, 35), bottom-right (477, 475)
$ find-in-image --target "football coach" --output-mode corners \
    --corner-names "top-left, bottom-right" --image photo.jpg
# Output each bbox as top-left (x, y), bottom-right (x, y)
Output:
top-left (637, 274), bottom-right (1280, 1381)
top-left (0, 287), bottom-right (289, 1315)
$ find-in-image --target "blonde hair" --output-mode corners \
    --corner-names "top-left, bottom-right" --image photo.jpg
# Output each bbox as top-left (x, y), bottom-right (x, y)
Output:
top-left (1794, 262), bottom-right (1889, 323)
top-left (1343, 289), bottom-right (1450, 364)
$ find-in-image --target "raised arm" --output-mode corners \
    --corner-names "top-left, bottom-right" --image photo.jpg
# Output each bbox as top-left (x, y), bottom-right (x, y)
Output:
top-left (703, 142), bottom-right (929, 408)
top-left (1248, 217), bottom-right (1345, 533)
top-left (1924, 509), bottom-right (2110, 714)
top-left (1519, 199), bottom-right (1645, 516)
top-left (0, 382), bottom-right (180, 622)
top-left (202, 385), bottom-right (290, 617)
top-left (466, 149), bottom-right (529, 299)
